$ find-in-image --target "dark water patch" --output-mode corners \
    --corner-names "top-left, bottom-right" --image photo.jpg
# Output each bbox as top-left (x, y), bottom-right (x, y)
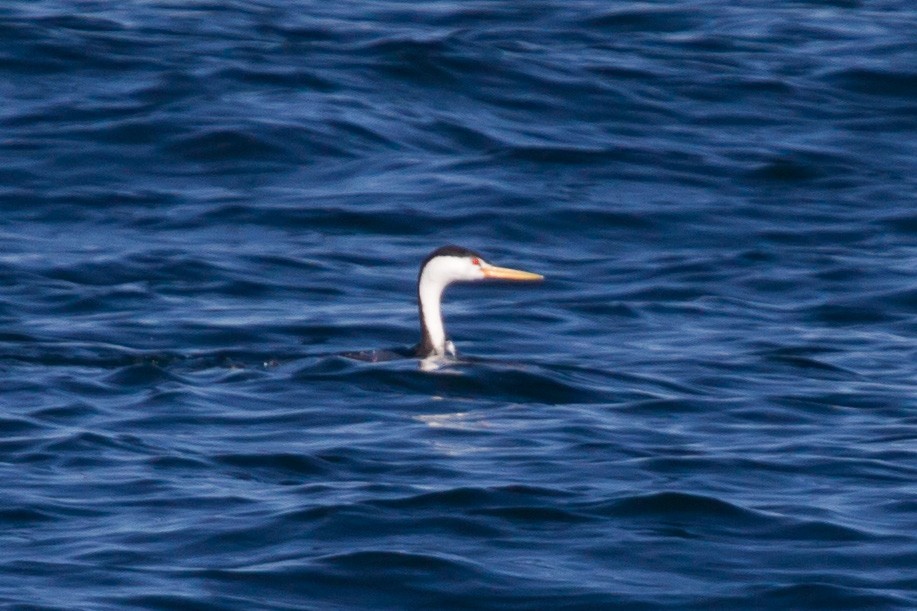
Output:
top-left (217, 66), bottom-right (336, 91)
top-left (562, 301), bottom-right (641, 323)
top-left (131, 69), bottom-right (207, 107)
top-left (597, 491), bottom-right (765, 527)
top-left (323, 117), bottom-right (399, 153)
top-left (755, 582), bottom-right (908, 610)
top-left (92, 118), bottom-right (174, 146)
top-left (742, 149), bottom-right (861, 186)
top-left (875, 286), bottom-right (917, 310)
top-left (357, 34), bottom-right (495, 89)
top-left (112, 594), bottom-right (234, 611)
top-left (254, 20), bottom-right (350, 46)
top-left (145, 454), bottom-right (212, 471)
top-left (828, 67), bottom-right (917, 99)
top-left (34, 14), bottom-right (124, 32)
top-left (298, 360), bottom-right (611, 405)
top-left (770, 392), bottom-right (907, 414)
top-left (502, 143), bottom-right (656, 167)
top-left (191, 202), bottom-right (460, 235)
top-left (423, 118), bottom-right (502, 153)
top-left (633, 454), bottom-right (777, 479)
top-left (773, 519), bottom-right (872, 543)
top-left (44, 250), bottom-right (222, 287)
top-left (813, 263), bottom-right (873, 283)
top-left (730, 403), bottom-right (827, 426)
top-left (0, 415), bottom-right (46, 436)
top-left (617, 397), bottom-right (723, 415)
top-left (877, 211), bottom-right (917, 235)
top-left (541, 208), bottom-right (655, 232)
top-left (759, 348), bottom-right (857, 376)
top-left (618, 284), bottom-right (710, 303)
top-left (0, 436), bottom-right (51, 458)
top-left (290, 501), bottom-right (507, 541)
top-left (0, 343), bottom-right (177, 371)
top-left (809, 302), bottom-right (899, 326)
top-left (164, 128), bottom-right (292, 164)
top-left (177, 551), bottom-right (609, 611)
top-left (300, 448), bottom-right (411, 478)
top-left (213, 452), bottom-right (332, 480)
top-left (373, 484), bottom-right (570, 511)
top-left (791, 0), bottom-right (862, 7)
top-left (581, 7), bottom-right (701, 33)
top-left (43, 288), bottom-right (155, 317)
top-left (319, 549), bottom-right (486, 579)
top-left (473, 505), bottom-right (587, 525)
top-left (0, 19), bottom-right (149, 75)
top-left (36, 429), bottom-right (148, 460)
top-left (753, 225), bottom-right (873, 247)
top-left (0, 506), bottom-right (56, 525)
top-left (104, 363), bottom-right (182, 387)
top-left (746, 157), bottom-right (823, 183)
top-left (3, 101), bottom-right (154, 132)
top-left (28, 400), bottom-right (101, 424)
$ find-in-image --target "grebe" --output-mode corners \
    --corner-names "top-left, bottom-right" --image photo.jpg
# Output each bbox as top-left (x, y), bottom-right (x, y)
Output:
top-left (415, 245), bottom-right (543, 358)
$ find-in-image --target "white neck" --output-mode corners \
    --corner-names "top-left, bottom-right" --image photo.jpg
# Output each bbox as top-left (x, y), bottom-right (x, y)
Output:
top-left (416, 254), bottom-right (485, 357)
top-left (418, 266), bottom-right (448, 355)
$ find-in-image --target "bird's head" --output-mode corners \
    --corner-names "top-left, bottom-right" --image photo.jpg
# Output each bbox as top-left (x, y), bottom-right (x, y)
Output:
top-left (414, 245), bottom-right (543, 358)
top-left (419, 245), bottom-right (544, 289)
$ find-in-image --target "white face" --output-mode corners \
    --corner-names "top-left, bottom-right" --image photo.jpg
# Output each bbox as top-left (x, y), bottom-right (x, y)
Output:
top-left (423, 255), bottom-right (487, 287)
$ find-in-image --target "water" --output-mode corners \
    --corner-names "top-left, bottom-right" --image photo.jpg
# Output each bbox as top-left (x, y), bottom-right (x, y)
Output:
top-left (2, 1), bottom-right (916, 608)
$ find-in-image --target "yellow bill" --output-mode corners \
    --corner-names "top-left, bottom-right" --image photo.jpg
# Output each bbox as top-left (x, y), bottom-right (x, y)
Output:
top-left (482, 265), bottom-right (544, 281)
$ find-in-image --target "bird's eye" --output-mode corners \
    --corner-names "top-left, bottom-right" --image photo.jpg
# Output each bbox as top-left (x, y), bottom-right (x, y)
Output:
top-left (471, 258), bottom-right (480, 266)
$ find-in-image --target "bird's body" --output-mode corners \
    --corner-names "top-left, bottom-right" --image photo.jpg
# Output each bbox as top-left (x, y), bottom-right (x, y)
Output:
top-left (413, 245), bottom-right (543, 358)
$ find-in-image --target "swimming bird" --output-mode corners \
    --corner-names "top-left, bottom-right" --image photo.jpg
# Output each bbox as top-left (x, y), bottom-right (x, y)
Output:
top-left (415, 245), bottom-right (543, 358)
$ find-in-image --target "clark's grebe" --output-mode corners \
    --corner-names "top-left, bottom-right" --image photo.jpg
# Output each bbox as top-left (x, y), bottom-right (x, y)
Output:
top-left (415, 245), bottom-right (543, 358)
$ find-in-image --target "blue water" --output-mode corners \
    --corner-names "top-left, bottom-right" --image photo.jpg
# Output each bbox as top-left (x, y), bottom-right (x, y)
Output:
top-left (2, 1), bottom-right (916, 609)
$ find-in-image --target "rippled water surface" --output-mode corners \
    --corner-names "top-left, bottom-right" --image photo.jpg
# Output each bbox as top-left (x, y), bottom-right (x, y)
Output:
top-left (2, 1), bottom-right (916, 609)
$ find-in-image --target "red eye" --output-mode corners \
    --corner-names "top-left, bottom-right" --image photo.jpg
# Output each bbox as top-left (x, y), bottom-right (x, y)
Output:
top-left (471, 257), bottom-right (480, 266)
